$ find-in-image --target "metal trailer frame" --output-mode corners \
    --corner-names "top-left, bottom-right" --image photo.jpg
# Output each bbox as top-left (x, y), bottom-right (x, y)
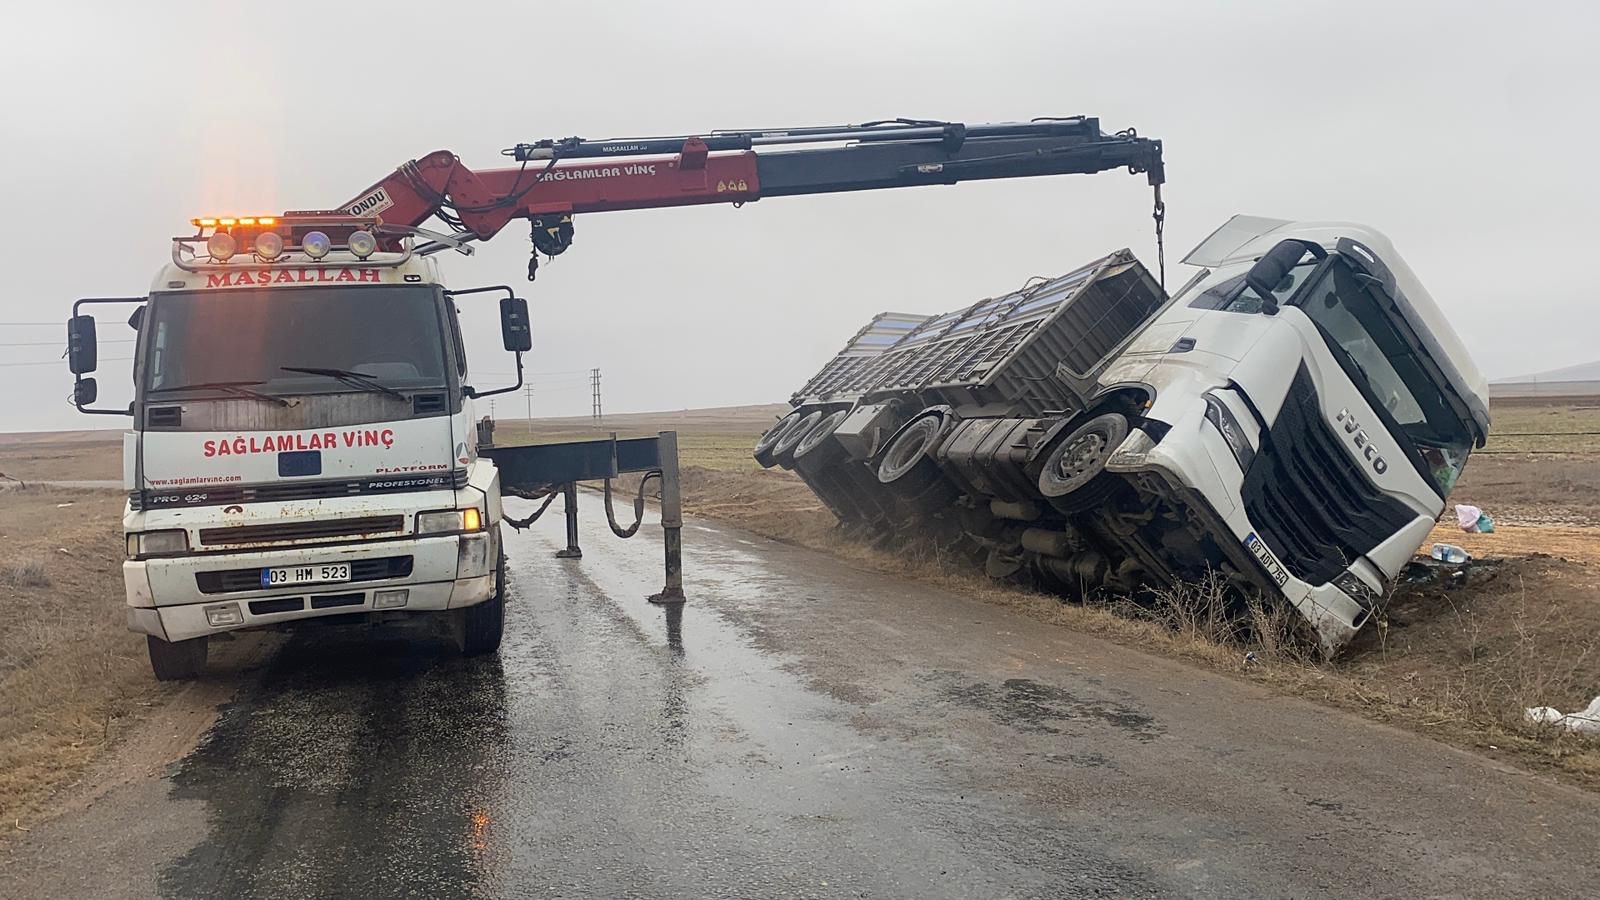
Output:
top-left (789, 250), bottom-right (1169, 417)
top-left (482, 431), bottom-right (684, 604)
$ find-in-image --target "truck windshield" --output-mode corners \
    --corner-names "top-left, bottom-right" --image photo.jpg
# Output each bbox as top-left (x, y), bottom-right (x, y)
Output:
top-left (143, 287), bottom-right (448, 397)
top-left (1292, 261), bottom-right (1475, 494)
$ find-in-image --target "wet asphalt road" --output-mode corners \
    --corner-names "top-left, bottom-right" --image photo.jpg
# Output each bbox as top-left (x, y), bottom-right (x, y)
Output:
top-left (6, 491), bottom-right (1600, 898)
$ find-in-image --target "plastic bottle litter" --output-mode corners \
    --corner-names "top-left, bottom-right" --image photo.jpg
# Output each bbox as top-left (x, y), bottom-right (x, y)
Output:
top-left (1430, 543), bottom-right (1471, 564)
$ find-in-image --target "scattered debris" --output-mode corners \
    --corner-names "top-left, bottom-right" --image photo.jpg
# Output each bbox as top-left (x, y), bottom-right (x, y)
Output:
top-left (1454, 504), bottom-right (1494, 533)
top-left (1526, 697), bottom-right (1600, 735)
top-left (1430, 542), bottom-right (1471, 565)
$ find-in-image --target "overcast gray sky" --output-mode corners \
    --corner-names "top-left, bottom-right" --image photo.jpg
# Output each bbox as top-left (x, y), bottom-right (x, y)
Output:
top-left (3, 0), bottom-right (1596, 432)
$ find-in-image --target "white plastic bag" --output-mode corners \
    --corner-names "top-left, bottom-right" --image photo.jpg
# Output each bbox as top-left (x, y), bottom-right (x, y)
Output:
top-left (1455, 504), bottom-right (1482, 531)
top-left (1525, 696), bottom-right (1600, 735)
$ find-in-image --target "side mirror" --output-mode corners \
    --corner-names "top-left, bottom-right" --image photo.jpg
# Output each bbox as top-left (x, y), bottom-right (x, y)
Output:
top-left (74, 377), bottom-right (99, 406)
top-left (1245, 242), bottom-right (1310, 315)
top-left (1245, 240), bottom-right (1328, 315)
top-left (68, 314), bottom-right (98, 374)
top-left (500, 296), bottom-right (532, 352)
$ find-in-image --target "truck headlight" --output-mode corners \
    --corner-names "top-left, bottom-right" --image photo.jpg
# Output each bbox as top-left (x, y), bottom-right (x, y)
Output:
top-left (128, 529), bottom-right (189, 556)
top-left (417, 508), bottom-right (484, 534)
top-left (1203, 392), bottom-right (1256, 472)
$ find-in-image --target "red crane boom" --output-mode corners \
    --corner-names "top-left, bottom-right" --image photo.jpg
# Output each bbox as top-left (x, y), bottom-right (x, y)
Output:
top-left (301, 116), bottom-right (1165, 279)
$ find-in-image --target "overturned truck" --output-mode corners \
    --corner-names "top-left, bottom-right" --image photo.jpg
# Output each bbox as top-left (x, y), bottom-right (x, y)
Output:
top-left (755, 216), bottom-right (1490, 653)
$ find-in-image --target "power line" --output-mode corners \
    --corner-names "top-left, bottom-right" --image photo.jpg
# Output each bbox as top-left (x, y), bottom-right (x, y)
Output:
top-left (0, 357), bottom-right (131, 368)
top-left (0, 339), bottom-right (133, 347)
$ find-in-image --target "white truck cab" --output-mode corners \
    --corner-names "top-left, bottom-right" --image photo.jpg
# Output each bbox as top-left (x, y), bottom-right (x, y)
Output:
top-left (67, 218), bottom-right (531, 679)
top-left (1098, 216), bottom-right (1488, 649)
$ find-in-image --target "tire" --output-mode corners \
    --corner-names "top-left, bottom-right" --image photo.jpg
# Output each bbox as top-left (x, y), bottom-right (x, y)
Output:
top-left (147, 635), bottom-right (207, 681)
top-left (1036, 412), bottom-right (1129, 512)
top-left (793, 409), bottom-right (850, 468)
top-left (753, 411), bottom-right (804, 469)
top-left (771, 410), bottom-right (824, 470)
top-left (876, 413), bottom-right (946, 485)
top-left (461, 542), bottom-right (506, 657)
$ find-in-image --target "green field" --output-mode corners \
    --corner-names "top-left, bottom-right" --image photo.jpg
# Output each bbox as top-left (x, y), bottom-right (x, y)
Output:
top-left (498, 428), bottom-right (769, 473)
top-left (1480, 400), bottom-right (1600, 454)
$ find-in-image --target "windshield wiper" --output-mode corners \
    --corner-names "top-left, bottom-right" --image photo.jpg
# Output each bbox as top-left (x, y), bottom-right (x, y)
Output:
top-left (147, 380), bottom-right (290, 407)
top-left (281, 366), bottom-right (406, 401)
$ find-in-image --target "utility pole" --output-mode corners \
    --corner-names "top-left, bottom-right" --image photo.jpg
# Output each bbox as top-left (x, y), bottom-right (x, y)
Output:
top-left (524, 384), bottom-right (534, 432)
top-left (591, 368), bottom-right (602, 421)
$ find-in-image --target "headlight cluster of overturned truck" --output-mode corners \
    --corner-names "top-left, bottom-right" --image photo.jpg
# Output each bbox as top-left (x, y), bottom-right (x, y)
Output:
top-left (755, 216), bottom-right (1491, 654)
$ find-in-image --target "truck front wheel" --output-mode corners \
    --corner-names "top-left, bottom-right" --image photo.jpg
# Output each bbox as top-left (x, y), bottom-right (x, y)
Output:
top-left (147, 635), bottom-right (208, 681)
top-left (460, 546), bottom-right (506, 657)
top-left (1037, 412), bottom-right (1129, 512)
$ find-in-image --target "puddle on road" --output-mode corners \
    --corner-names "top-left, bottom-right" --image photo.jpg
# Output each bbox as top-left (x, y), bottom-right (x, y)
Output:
top-left (937, 673), bottom-right (1164, 743)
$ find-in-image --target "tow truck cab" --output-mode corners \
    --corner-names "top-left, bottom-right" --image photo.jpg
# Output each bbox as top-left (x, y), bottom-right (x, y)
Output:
top-left (66, 219), bottom-right (532, 679)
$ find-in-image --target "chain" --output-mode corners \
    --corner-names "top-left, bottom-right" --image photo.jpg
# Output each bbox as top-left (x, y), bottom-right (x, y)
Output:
top-left (1152, 183), bottom-right (1166, 294)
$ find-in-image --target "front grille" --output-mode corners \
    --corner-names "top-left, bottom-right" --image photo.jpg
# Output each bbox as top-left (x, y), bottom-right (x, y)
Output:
top-left (249, 598), bottom-right (304, 615)
top-left (197, 555), bottom-right (414, 594)
top-left (1240, 367), bottom-right (1415, 586)
top-left (135, 469), bottom-right (467, 511)
top-left (198, 515), bottom-right (406, 547)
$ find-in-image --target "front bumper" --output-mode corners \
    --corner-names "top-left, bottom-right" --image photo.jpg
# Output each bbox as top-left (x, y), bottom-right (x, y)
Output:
top-left (125, 532), bottom-right (496, 643)
top-left (1108, 400), bottom-right (1391, 654)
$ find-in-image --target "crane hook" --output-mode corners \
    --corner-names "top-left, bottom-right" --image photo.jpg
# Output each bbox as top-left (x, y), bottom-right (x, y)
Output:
top-left (528, 214), bottom-right (575, 282)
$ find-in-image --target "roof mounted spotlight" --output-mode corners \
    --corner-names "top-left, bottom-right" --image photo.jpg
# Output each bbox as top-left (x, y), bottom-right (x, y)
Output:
top-left (206, 231), bottom-right (237, 261)
top-left (302, 230), bottom-right (332, 259)
top-left (348, 230), bottom-right (377, 259)
top-left (255, 231), bottom-right (284, 260)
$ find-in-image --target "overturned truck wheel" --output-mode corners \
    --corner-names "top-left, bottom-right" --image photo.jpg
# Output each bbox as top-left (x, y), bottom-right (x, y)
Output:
top-left (771, 410), bottom-right (824, 470)
top-left (1036, 412), bottom-right (1128, 514)
top-left (793, 409), bottom-right (896, 533)
top-left (753, 410), bottom-right (806, 469)
top-left (875, 410), bottom-right (964, 541)
top-left (792, 410), bottom-right (850, 468)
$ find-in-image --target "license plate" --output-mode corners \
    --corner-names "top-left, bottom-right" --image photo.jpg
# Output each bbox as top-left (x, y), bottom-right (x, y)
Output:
top-left (260, 563), bottom-right (351, 588)
top-left (1244, 533), bottom-right (1289, 587)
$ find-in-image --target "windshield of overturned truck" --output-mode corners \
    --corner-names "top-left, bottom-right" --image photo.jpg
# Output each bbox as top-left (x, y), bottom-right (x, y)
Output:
top-left (1291, 259), bottom-right (1476, 495)
top-left (142, 287), bottom-right (451, 399)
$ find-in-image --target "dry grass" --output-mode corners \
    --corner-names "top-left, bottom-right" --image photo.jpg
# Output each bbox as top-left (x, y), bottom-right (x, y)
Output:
top-left (0, 486), bottom-right (169, 831)
top-left (0, 438), bottom-right (122, 484)
top-left (0, 560), bottom-right (51, 588)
